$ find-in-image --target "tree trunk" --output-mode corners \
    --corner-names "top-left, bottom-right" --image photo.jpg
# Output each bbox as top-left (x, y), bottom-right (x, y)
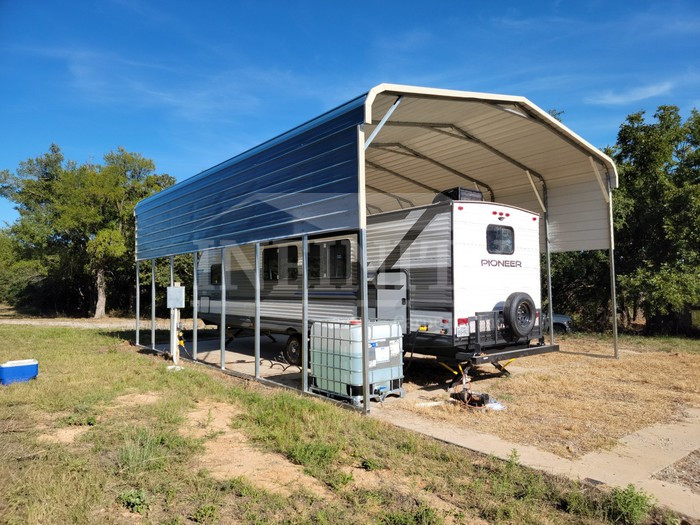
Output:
top-left (94, 267), bottom-right (107, 319)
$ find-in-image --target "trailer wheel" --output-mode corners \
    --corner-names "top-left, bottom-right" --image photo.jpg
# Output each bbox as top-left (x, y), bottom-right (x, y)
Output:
top-left (504, 292), bottom-right (536, 339)
top-left (284, 334), bottom-right (303, 366)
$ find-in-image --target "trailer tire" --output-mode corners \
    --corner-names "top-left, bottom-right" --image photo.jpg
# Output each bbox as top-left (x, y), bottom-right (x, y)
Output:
top-left (284, 334), bottom-right (303, 366)
top-left (504, 292), bottom-right (536, 339)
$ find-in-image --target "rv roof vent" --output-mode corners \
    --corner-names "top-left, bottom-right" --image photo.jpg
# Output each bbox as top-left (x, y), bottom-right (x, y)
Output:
top-left (432, 187), bottom-right (484, 204)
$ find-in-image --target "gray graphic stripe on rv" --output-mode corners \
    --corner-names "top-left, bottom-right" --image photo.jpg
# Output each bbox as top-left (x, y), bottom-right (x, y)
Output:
top-left (376, 206), bottom-right (444, 273)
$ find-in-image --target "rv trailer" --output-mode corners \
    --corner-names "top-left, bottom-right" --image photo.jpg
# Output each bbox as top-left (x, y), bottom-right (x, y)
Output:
top-left (196, 188), bottom-right (554, 365)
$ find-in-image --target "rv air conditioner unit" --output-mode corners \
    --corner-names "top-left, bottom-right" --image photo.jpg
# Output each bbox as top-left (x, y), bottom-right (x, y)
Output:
top-left (432, 187), bottom-right (484, 204)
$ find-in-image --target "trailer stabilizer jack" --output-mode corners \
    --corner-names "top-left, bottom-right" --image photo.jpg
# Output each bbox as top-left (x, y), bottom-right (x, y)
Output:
top-left (492, 358), bottom-right (516, 377)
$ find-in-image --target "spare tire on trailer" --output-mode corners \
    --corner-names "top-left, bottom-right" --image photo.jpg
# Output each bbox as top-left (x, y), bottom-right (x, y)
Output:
top-left (503, 292), bottom-right (536, 339)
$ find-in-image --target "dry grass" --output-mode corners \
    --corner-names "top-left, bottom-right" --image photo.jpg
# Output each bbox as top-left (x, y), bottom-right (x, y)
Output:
top-left (6, 325), bottom-right (655, 524)
top-left (400, 334), bottom-right (700, 458)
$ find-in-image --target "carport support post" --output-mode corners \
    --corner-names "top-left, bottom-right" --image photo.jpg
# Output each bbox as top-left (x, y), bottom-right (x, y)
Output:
top-left (301, 235), bottom-right (309, 392)
top-left (151, 259), bottom-right (156, 350)
top-left (254, 243), bottom-right (261, 379)
top-left (193, 252), bottom-right (198, 361)
top-left (170, 256), bottom-right (176, 361)
top-left (608, 178), bottom-right (619, 359)
top-left (220, 248), bottom-right (226, 370)
top-left (544, 196), bottom-right (555, 344)
top-left (135, 260), bottom-right (140, 346)
top-left (359, 229), bottom-right (370, 415)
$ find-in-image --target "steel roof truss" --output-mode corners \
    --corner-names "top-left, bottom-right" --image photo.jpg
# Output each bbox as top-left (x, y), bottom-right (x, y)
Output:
top-left (369, 142), bottom-right (495, 201)
top-left (366, 183), bottom-right (415, 209)
top-left (365, 160), bottom-right (440, 193)
top-left (372, 120), bottom-right (550, 214)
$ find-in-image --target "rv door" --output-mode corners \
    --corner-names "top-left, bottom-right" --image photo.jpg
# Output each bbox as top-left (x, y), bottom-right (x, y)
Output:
top-left (376, 270), bottom-right (409, 332)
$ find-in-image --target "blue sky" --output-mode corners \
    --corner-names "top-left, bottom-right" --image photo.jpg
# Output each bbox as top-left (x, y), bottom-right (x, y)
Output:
top-left (1, 0), bottom-right (698, 226)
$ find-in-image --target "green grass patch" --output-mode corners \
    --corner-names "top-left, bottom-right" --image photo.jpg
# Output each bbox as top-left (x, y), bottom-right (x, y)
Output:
top-left (0, 325), bottom-right (678, 524)
top-left (117, 488), bottom-right (149, 514)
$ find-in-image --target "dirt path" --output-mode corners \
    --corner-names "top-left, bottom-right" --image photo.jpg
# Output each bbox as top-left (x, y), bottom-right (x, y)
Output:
top-left (181, 402), bottom-right (332, 498)
top-left (371, 405), bottom-right (700, 519)
top-left (0, 317), bottom-right (207, 330)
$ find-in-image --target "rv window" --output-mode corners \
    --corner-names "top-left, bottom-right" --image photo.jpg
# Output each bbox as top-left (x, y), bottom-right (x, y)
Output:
top-left (309, 244), bottom-right (321, 279)
top-left (211, 264), bottom-right (221, 285)
top-left (308, 240), bottom-right (350, 281)
top-left (329, 241), bottom-right (349, 278)
top-left (263, 248), bottom-right (279, 280)
top-left (486, 225), bottom-right (515, 255)
top-left (282, 246), bottom-right (298, 280)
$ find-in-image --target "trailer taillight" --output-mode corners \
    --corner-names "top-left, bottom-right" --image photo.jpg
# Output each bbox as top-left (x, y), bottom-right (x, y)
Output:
top-left (532, 217), bottom-right (537, 221)
top-left (457, 318), bottom-right (468, 326)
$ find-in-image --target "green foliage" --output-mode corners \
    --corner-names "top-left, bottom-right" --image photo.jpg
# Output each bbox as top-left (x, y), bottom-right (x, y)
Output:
top-left (551, 106), bottom-right (700, 334)
top-left (190, 503), bottom-right (219, 523)
top-left (603, 484), bottom-right (654, 525)
top-left (117, 488), bottom-right (149, 514)
top-left (613, 107), bottom-right (700, 333)
top-left (360, 457), bottom-right (381, 471)
top-left (0, 145), bottom-right (174, 316)
top-left (381, 504), bottom-right (443, 525)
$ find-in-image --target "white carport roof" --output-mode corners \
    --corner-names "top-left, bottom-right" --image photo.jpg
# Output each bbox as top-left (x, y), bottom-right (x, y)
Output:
top-left (361, 84), bottom-right (618, 253)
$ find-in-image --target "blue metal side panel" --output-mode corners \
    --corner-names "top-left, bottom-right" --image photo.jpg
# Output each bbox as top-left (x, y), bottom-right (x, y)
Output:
top-left (135, 97), bottom-right (366, 260)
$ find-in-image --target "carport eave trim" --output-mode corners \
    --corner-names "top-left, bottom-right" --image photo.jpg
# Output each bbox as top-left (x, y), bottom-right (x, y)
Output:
top-left (364, 83), bottom-right (618, 188)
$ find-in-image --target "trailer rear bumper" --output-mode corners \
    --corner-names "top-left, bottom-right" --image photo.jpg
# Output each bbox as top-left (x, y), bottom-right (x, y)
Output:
top-left (455, 343), bottom-right (559, 365)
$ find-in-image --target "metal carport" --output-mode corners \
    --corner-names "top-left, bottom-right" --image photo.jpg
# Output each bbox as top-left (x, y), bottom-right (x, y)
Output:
top-left (134, 83), bottom-right (618, 414)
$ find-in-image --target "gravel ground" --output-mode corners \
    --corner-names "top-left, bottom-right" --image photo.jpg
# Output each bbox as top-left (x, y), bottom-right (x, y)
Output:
top-left (654, 448), bottom-right (700, 495)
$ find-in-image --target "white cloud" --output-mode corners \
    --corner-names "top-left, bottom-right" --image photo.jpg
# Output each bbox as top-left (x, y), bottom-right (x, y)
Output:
top-left (585, 82), bottom-right (674, 105)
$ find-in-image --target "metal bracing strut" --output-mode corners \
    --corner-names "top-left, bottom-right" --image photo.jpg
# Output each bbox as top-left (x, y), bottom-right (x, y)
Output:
top-left (364, 96), bottom-right (402, 150)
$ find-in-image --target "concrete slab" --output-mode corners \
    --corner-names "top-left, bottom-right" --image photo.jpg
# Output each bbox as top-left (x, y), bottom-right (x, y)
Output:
top-left (154, 335), bottom-right (305, 389)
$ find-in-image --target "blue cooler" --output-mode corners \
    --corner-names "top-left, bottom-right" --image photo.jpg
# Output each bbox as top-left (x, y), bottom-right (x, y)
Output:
top-left (0, 359), bottom-right (39, 385)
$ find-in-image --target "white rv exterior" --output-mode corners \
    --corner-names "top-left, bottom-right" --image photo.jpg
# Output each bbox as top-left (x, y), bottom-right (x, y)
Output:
top-left (452, 201), bottom-right (542, 341)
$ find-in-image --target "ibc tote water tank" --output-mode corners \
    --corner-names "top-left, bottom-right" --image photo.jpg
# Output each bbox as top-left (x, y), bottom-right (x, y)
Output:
top-left (310, 319), bottom-right (404, 405)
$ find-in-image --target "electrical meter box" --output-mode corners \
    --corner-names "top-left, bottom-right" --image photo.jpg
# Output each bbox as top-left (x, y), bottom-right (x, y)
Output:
top-left (167, 286), bottom-right (185, 309)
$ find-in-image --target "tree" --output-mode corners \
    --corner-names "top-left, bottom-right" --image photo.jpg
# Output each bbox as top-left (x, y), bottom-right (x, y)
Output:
top-left (612, 107), bottom-right (700, 332)
top-left (549, 107), bottom-right (700, 334)
top-left (0, 145), bottom-right (174, 317)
